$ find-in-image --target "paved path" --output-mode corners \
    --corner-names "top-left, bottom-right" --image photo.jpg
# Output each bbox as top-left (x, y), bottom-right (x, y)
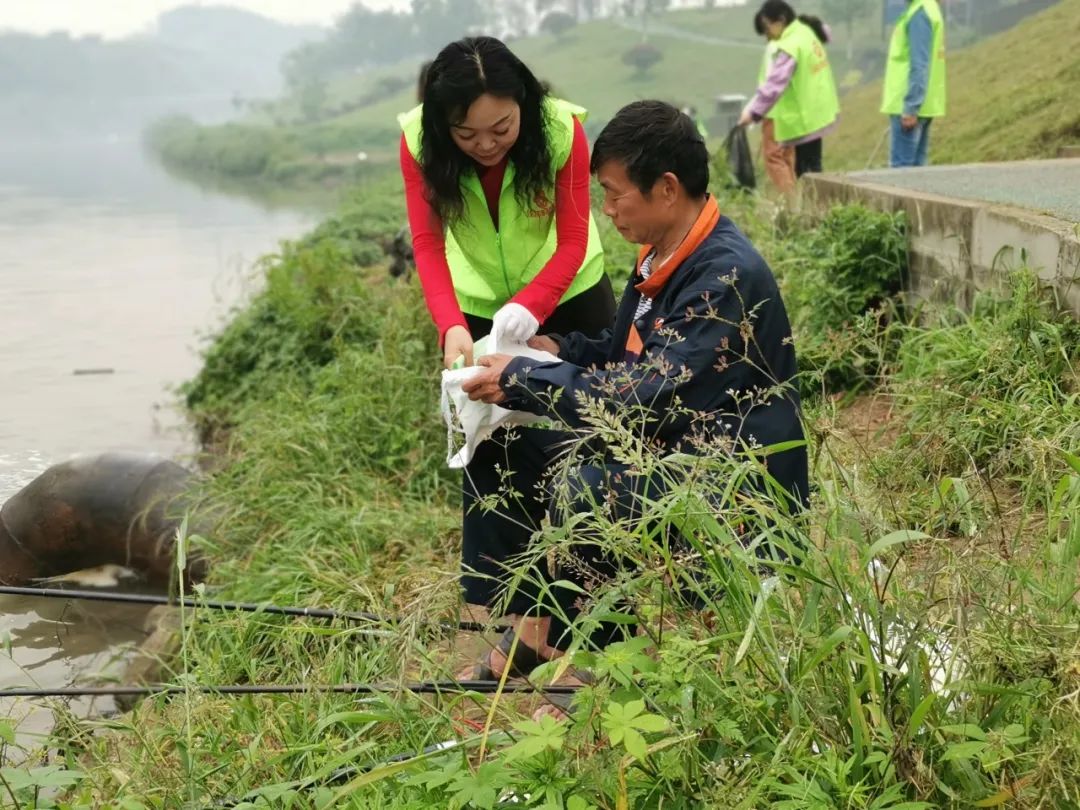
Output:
top-left (852, 159), bottom-right (1080, 223)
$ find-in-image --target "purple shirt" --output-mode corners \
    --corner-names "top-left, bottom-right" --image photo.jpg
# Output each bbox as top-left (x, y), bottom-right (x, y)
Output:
top-left (749, 51), bottom-right (838, 147)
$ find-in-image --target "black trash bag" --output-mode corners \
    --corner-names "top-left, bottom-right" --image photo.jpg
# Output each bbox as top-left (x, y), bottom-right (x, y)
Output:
top-left (723, 125), bottom-right (756, 191)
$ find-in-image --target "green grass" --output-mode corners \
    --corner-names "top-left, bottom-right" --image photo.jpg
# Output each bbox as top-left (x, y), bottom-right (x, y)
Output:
top-left (828, 0), bottom-right (1080, 169)
top-left (7, 170), bottom-right (1079, 808)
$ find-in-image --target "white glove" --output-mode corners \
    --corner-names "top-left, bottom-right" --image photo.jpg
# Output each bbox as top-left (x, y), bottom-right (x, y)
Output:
top-left (491, 303), bottom-right (539, 350)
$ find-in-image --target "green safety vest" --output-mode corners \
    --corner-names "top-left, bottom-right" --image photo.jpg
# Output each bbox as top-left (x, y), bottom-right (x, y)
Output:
top-left (771, 19), bottom-right (840, 143)
top-left (398, 97), bottom-right (605, 320)
top-left (758, 41), bottom-right (779, 121)
top-left (881, 0), bottom-right (947, 117)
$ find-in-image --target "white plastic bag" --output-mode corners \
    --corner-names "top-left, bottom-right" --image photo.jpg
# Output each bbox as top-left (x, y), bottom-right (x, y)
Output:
top-left (439, 335), bottom-right (560, 469)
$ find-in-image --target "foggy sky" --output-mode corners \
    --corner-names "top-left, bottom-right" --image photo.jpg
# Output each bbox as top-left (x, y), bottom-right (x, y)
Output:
top-left (0, 1), bottom-right (409, 39)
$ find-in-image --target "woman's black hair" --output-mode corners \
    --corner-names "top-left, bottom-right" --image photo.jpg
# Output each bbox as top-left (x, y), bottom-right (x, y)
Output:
top-left (757, 1), bottom-right (830, 43)
top-left (798, 14), bottom-right (830, 43)
top-left (419, 36), bottom-right (552, 225)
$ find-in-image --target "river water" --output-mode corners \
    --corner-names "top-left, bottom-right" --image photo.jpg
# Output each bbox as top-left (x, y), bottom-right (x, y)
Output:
top-left (0, 132), bottom-right (317, 750)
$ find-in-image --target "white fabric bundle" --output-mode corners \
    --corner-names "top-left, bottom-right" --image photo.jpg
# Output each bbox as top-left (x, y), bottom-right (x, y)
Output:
top-left (440, 336), bottom-right (560, 469)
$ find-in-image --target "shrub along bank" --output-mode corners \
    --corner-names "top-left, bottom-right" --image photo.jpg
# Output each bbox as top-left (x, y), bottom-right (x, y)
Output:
top-left (7, 182), bottom-right (1079, 809)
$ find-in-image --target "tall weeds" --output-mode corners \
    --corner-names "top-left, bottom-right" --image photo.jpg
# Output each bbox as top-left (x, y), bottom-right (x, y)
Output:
top-left (16, 191), bottom-right (1079, 809)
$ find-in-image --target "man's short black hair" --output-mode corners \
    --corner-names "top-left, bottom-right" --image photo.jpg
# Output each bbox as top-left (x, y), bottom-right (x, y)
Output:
top-left (590, 100), bottom-right (710, 199)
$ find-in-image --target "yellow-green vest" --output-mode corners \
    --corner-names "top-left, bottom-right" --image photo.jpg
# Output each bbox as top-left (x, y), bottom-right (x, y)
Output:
top-left (881, 0), bottom-right (947, 117)
top-left (771, 19), bottom-right (840, 143)
top-left (398, 97), bottom-right (605, 320)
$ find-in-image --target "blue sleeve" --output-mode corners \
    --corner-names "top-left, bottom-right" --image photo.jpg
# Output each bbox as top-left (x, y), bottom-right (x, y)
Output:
top-left (904, 8), bottom-right (932, 116)
top-left (555, 328), bottom-right (615, 368)
top-left (497, 276), bottom-right (752, 441)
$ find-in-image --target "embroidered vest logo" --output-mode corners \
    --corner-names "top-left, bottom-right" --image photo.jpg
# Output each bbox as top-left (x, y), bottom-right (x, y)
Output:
top-left (526, 189), bottom-right (555, 218)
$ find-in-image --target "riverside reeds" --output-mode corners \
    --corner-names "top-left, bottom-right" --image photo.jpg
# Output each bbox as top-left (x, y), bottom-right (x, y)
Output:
top-left (3, 182), bottom-right (1077, 809)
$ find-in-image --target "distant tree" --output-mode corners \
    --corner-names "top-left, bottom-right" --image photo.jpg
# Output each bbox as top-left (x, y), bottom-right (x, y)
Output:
top-left (413, 0), bottom-right (487, 51)
top-left (621, 41), bottom-right (663, 76)
top-left (282, 6), bottom-right (418, 87)
top-left (822, 0), bottom-right (873, 61)
top-left (541, 11), bottom-right (578, 38)
top-left (298, 77), bottom-right (327, 122)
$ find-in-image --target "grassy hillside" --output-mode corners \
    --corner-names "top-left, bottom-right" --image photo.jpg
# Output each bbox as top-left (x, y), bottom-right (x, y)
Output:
top-left (828, 0), bottom-right (1080, 169)
top-left (147, 0), bottom-right (1078, 185)
top-left (302, 2), bottom-right (888, 144)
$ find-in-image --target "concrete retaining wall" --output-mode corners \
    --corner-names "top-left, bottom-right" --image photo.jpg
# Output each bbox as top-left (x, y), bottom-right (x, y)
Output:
top-left (803, 173), bottom-right (1080, 318)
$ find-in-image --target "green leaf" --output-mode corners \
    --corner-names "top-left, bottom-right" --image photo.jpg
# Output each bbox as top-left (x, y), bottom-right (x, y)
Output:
top-left (549, 579), bottom-right (588, 595)
top-left (1002, 724), bottom-right (1027, 744)
top-left (864, 530), bottom-right (932, 562)
top-left (906, 694), bottom-right (936, 740)
top-left (941, 741), bottom-right (990, 761)
top-left (798, 625), bottom-right (853, 679)
top-left (940, 724), bottom-right (988, 741)
top-left (449, 761), bottom-right (506, 810)
top-left (972, 790), bottom-right (1013, 807)
top-left (0, 719), bottom-right (14, 746)
top-left (1061, 449), bottom-right (1080, 475)
top-left (623, 728), bottom-right (648, 760)
top-left (629, 713), bottom-right (670, 733)
top-left (314, 710), bottom-right (393, 733)
top-left (733, 575), bottom-right (779, 667)
top-left (504, 715), bottom-right (566, 760)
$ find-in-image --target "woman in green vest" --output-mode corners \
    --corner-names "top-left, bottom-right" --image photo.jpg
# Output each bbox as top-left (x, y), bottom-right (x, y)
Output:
top-left (399, 36), bottom-right (615, 679)
top-left (750, 9), bottom-right (796, 193)
top-left (738, 1), bottom-right (839, 177)
top-left (399, 36), bottom-right (613, 370)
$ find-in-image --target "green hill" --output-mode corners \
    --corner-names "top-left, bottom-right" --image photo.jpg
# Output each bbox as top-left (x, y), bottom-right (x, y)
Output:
top-left (284, 0), bottom-right (888, 148)
top-left (828, 0), bottom-right (1080, 169)
top-left (147, 1), bottom-right (1079, 184)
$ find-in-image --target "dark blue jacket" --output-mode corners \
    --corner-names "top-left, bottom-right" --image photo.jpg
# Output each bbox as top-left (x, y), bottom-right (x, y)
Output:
top-left (500, 213), bottom-right (808, 508)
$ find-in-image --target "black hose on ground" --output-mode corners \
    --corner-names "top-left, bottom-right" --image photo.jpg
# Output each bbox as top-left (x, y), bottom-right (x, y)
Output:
top-left (0, 584), bottom-right (505, 633)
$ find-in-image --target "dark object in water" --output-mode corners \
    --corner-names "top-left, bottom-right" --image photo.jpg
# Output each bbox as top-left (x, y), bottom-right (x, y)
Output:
top-left (0, 452), bottom-right (201, 586)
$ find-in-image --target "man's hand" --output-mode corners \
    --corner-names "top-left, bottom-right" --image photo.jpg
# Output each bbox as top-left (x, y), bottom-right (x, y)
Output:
top-left (737, 109), bottom-right (754, 127)
top-left (527, 335), bottom-right (560, 355)
top-left (461, 354), bottom-right (513, 404)
top-left (900, 114), bottom-right (919, 131)
top-left (443, 325), bottom-right (474, 370)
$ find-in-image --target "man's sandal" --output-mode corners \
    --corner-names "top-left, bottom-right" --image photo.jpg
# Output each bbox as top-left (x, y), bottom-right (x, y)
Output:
top-left (472, 628), bottom-right (551, 681)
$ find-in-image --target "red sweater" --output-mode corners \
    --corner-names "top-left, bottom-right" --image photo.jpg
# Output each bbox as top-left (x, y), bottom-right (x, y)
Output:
top-left (400, 118), bottom-right (592, 341)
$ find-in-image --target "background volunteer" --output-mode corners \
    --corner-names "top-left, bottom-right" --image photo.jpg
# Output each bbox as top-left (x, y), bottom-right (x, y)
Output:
top-left (882, 0), bottom-right (947, 168)
top-left (751, 9), bottom-right (796, 193)
top-left (738, 0), bottom-right (839, 178)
